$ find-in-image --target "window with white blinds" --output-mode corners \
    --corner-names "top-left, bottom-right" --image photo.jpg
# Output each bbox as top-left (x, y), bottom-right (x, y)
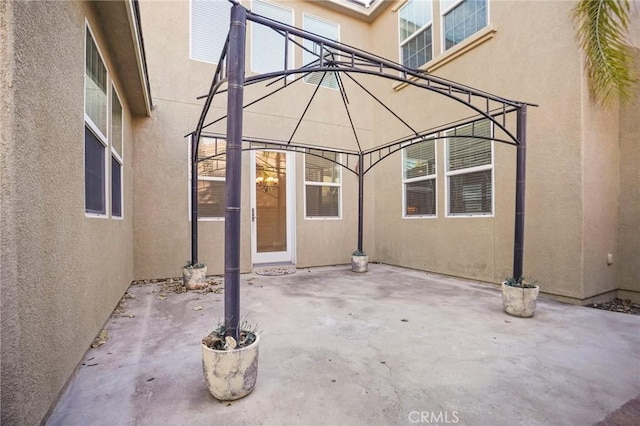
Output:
top-left (251, 0), bottom-right (293, 74)
top-left (445, 120), bottom-right (493, 216)
top-left (305, 151), bottom-right (341, 218)
top-left (303, 14), bottom-right (339, 90)
top-left (403, 139), bottom-right (436, 217)
top-left (85, 29), bottom-right (107, 137)
top-left (191, 137), bottom-right (227, 219)
top-left (191, 0), bottom-right (231, 64)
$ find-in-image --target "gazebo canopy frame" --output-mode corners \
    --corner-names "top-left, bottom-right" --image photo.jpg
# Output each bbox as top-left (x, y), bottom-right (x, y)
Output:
top-left (190, 2), bottom-right (535, 340)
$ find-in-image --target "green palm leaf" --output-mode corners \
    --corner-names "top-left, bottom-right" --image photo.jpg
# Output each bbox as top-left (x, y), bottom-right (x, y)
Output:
top-left (573, 0), bottom-right (638, 105)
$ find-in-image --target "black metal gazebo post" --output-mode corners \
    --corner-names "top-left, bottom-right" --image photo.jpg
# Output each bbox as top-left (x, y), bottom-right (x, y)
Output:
top-left (513, 104), bottom-right (527, 281)
top-left (224, 3), bottom-right (246, 341)
top-left (357, 153), bottom-right (364, 252)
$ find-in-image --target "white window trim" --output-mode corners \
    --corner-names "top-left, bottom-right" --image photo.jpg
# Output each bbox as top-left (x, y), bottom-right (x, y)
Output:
top-left (402, 138), bottom-right (438, 219)
top-left (250, 0), bottom-right (295, 76)
top-left (444, 124), bottom-right (495, 218)
top-left (187, 137), bottom-right (226, 222)
top-left (441, 0), bottom-right (464, 15)
top-left (398, 0), bottom-right (434, 69)
top-left (110, 84), bottom-right (124, 219)
top-left (302, 12), bottom-right (340, 91)
top-left (304, 153), bottom-right (342, 220)
top-left (84, 21), bottom-right (109, 219)
top-left (110, 85), bottom-right (124, 164)
top-left (441, 0), bottom-right (490, 53)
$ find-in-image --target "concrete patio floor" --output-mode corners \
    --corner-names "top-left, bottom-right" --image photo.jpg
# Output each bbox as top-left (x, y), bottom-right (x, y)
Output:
top-left (46, 264), bottom-right (639, 426)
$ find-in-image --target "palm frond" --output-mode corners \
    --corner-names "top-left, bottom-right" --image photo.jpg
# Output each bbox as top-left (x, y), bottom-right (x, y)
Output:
top-left (573, 0), bottom-right (638, 105)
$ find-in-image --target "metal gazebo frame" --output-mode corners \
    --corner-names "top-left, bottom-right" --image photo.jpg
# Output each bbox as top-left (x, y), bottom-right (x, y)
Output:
top-left (189, 2), bottom-right (535, 340)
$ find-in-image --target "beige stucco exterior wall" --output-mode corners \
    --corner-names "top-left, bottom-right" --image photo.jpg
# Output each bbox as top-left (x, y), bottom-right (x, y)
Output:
top-left (136, 0), bottom-right (376, 278)
top-left (137, 0), bottom-right (637, 301)
top-left (1, 2), bottom-right (137, 424)
top-left (617, 45), bottom-right (640, 299)
top-left (367, 1), bottom-right (587, 298)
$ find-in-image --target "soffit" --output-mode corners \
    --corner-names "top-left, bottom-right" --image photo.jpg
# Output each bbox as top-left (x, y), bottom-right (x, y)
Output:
top-left (313, 0), bottom-right (395, 23)
top-left (92, 0), bottom-right (151, 116)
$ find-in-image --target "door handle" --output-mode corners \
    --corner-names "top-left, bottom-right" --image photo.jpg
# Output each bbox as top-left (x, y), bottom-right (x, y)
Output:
top-left (252, 208), bottom-right (258, 222)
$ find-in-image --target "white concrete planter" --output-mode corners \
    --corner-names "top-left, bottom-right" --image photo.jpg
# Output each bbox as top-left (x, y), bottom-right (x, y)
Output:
top-left (201, 334), bottom-right (259, 401)
top-left (182, 265), bottom-right (207, 290)
top-left (502, 282), bottom-right (539, 318)
top-left (351, 255), bottom-right (369, 273)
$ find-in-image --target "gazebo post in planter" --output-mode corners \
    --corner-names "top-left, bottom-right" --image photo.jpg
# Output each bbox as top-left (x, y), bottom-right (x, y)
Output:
top-left (351, 152), bottom-right (368, 272)
top-left (201, 3), bottom-right (260, 402)
top-left (502, 103), bottom-right (538, 318)
top-left (223, 2), bottom-right (246, 344)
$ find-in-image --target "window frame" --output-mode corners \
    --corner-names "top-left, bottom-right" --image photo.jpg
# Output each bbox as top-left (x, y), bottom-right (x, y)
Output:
top-left (84, 22), bottom-right (109, 218)
top-left (302, 12), bottom-right (340, 90)
top-left (188, 136), bottom-right (227, 221)
top-left (402, 137), bottom-right (437, 219)
top-left (398, 0), bottom-right (433, 69)
top-left (444, 121), bottom-right (494, 218)
top-left (304, 152), bottom-right (342, 220)
top-left (441, 0), bottom-right (489, 52)
top-left (110, 85), bottom-right (124, 219)
top-left (250, 0), bottom-right (294, 75)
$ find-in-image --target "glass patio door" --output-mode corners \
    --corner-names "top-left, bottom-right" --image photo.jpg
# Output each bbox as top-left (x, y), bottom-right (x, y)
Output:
top-left (251, 151), bottom-right (295, 264)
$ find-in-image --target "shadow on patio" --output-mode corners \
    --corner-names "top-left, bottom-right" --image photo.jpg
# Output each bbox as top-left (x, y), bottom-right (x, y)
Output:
top-left (46, 264), bottom-right (639, 426)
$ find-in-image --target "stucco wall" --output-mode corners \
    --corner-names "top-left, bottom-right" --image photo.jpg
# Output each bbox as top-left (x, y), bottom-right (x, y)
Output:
top-left (1, 2), bottom-right (136, 424)
top-left (617, 46), bottom-right (640, 298)
top-left (580, 80), bottom-right (620, 300)
top-left (367, 1), bottom-right (587, 298)
top-left (136, 0), bottom-right (636, 300)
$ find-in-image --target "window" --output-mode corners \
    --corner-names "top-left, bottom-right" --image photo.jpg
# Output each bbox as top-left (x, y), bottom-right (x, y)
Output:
top-left (192, 137), bottom-right (226, 219)
top-left (442, 0), bottom-right (487, 51)
top-left (111, 87), bottom-right (123, 218)
top-left (398, 0), bottom-right (433, 69)
top-left (85, 126), bottom-right (106, 215)
top-left (191, 0), bottom-right (231, 63)
top-left (111, 156), bottom-right (122, 217)
top-left (85, 26), bottom-right (107, 215)
top-left (403, 139), bottom-right (436, 217)
top-left (445, 120), bottom-right (493, 216)
top-left (305, 151), bottom-right (341, 218)
top-left (303, 14), bottom-right (340, 89)
top-left (251, 0), bottom-right (294, 74)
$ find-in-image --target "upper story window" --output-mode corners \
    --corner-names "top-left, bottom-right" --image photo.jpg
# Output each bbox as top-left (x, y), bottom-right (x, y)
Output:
top-left (191, 137), bottom-right (226, 219)
top-left (305, 151), bottom-right (341, 218)
top-left (403, 139), bottom-right (436, 217)
top-left (303, 14), bottom-right (340, 89)
top-left (191, 0), bottom-right (231, 64)
top-left (445, 120), bottom-right (493, 216)
top-left (85, 26), bottom-right (108, 216)
top-left (251, 0), bottom-right (294, 74)
top-left (442, 0), bottom-right (487, 51)
top-left (398, 0), bottom-right (433, 69)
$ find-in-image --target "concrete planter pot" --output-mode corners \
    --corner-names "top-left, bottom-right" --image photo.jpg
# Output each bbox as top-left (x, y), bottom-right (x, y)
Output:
top-left (182, 265), bottom-right (207, 290)
top-left (502, 282), bottom-right (539, 318)
top-left (201, 333), bottom-right (259, 401)
top-left (351, 255), bottom-right (369, 273)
